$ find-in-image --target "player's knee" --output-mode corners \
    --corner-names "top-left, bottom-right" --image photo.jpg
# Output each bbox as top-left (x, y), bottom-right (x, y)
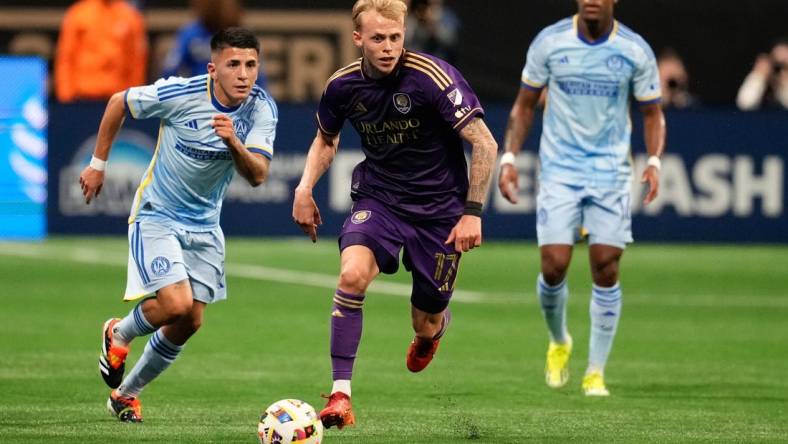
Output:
top-left (161, 296), bottom-right (193, 319)
top-left (591, 261), bottom-right (619, 287)
top-left (541, 258), bottom-right (569, 284)
top-left (338, 267), bottom-right (372, 294)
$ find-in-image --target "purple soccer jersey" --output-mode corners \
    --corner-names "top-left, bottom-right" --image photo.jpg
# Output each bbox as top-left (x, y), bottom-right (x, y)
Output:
top-left (317, 50), bottom-right (484, 220)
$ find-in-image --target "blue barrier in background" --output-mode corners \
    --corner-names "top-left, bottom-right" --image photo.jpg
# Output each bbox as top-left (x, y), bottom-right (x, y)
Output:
top-left (48, 103), bottom-right (787, 242)
top-left (0, 57), bottom-right (47, 240)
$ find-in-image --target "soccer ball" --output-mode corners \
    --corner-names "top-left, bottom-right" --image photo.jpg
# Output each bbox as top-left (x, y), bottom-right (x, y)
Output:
top-left (257, 399), bottom-right (324, 444)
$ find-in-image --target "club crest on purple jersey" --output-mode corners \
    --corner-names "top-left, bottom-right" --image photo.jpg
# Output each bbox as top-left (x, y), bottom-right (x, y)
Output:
top-left (446, 88), bottom-right (463, 106)
top-left (392, 93), bottom-right (412, 114)
top-left (351, 210), bottom-right (372, 224)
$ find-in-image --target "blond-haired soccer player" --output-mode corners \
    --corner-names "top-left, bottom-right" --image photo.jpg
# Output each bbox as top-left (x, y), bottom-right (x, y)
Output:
top-left (499, 0), bottom-right (666, 396)
top-left (79, 27), bottom-right (276, 422)
top-left (293, 0), bottom-right (497, 429)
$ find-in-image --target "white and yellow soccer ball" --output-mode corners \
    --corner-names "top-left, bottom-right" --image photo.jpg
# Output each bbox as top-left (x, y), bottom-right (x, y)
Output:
top-left (258, 399), bottom-right (323, 444)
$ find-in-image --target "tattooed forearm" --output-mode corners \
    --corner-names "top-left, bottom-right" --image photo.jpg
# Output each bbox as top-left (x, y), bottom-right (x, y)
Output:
top-left (461, 118), bottom-right (498, 205)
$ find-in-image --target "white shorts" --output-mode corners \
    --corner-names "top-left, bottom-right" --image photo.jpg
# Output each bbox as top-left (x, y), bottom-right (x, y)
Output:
top-left (536, 180), bottom-right (633, 249)
top-left (124, 220), bottom-right (227, 304)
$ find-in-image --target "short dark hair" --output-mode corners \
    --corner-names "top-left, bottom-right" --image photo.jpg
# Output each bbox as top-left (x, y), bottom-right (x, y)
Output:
top-left (210, 27), bottom-right (260, 54)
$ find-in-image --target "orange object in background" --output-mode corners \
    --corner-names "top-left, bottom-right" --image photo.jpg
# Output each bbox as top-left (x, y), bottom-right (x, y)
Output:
top-left (55, 0), bottom-right (148, 103)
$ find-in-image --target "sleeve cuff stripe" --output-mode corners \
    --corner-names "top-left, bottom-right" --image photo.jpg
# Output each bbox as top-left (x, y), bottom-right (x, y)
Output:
top-left (247, 147), bottom-right (273, 159)
top-left (453, 107), bottom-right (483, 129)
top-left (636, 95), bottom-right (662, 105)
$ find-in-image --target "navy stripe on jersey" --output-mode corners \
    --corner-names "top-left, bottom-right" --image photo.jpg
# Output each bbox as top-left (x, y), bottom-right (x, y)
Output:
top-left (157, 76), bottom-right (207, 93)
top-left (247, 147), bottom-right (273, 160)
top-left (532, 18), bottom-right (573, 47)
top-left (159, 86), bottom-right (206, 102)
top-left (175, 142), bottom-right (232, 161)
top-left (617, 25), bottom-right (656, 58)
top-left (177, 136), bottom-right (224, 150)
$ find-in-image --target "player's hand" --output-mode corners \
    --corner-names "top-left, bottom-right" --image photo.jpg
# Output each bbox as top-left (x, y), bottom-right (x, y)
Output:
top-left (445, 215), bottom-right (482, 253)
top-left (292, 187), bottom-right (322, 243)
top-left (753, 54), bottom-right (773, 77)
top-left (498, 164), bottom-right (519, 204)
top-left (211, 114), bottom-right (239, 146)
top-left (78, 165), bottom-right (105, 205)
top-left (641, 165), bottom-right (660, 205)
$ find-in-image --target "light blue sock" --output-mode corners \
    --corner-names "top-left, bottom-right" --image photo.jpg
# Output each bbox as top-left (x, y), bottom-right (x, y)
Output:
top-left (536, 274), bottom-right (569, 343)
top-left (588, 282), bottom-right (622, 374)
top-left (113, 300), bottom-right (156, 345)
top-left (118, 329), bottom-right (183, 398)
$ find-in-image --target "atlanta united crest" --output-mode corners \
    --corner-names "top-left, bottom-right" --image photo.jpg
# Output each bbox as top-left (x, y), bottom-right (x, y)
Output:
top-left (351, 210), bottom-right (372, 224)
top-left (151, 256), bottom-right (171, 276)
top-left (393, 93), bottom-right (412, 114)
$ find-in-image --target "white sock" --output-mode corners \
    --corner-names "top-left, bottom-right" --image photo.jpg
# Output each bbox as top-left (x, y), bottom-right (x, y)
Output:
top-left (588, 282), bottom-right (622, 373)
top-left (536, 274), bottom-right (569, 343)
top-left (331, 379), bottom-right (351, 397)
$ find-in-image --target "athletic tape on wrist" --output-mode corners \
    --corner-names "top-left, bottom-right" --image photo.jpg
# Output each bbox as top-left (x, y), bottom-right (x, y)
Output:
top-left (90, 156), bottom-right (107, 172)
top-left (500, 151), bottom-right (516, 166)
top-left (647, 155), bottom-right (661, 171)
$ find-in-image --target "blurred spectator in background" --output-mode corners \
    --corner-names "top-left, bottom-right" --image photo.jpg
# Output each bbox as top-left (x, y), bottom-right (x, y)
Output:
top-left (161, 0), bottom-right (267, 89)
top-left (405, 0), bottom-right (460, 64)
top-left (55, 0), bottom-right (147, 103)
top-left (737, 38), bottom-right (788, 110)
top-left (658, 47), bottom-right (698, 109)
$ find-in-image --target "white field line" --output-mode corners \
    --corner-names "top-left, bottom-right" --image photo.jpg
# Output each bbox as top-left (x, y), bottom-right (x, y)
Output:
top-left (0, 244), bottom-right (488, 303)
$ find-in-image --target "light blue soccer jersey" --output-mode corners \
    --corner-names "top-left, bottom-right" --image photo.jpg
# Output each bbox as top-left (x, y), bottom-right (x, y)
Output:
top-left (124, 74), bottom-right (277, 231)
top-left (521, 16), bottom-right (661, 189)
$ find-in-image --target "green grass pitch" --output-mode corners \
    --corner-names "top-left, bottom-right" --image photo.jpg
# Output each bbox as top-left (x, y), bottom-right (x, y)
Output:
top-left (0, 237), bottom-right (786, 443)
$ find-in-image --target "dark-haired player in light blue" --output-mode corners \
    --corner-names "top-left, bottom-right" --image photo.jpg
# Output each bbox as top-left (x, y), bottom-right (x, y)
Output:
top-left (498, 0), bottom-right (666, 396)
top-left (79, 27), bottom-right (276, 422)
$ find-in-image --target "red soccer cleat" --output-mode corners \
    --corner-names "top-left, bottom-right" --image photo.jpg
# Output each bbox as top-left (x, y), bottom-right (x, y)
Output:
top-left (406, 337), bottom-right (440, 373)
top-left (319, 392), bottom-right (355, 429)
top-left (99, 318), bottom-right (129, 389)
top-left (107, 390), bottom-right (143, 423)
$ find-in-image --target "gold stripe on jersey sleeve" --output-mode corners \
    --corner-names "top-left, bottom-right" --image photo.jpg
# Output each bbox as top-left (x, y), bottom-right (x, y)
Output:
top-left (403, 62), bottom-right (448, 91)
top-left (324, 61), bottom-right (362, 89)
top-left (128, 121), bottom-right (164, 224)
top-left (405, 52), bottom-right (453, 85)
top-left (453, 107), bottom-right (483, 130)
top-left (316, 112), bottom-right (339, 136)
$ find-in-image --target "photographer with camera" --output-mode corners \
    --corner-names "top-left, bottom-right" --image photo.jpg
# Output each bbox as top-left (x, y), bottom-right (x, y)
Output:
top-left (737, 38), bottom-right (788, 110)
top-left (658, 48), bottom-right (698, 109)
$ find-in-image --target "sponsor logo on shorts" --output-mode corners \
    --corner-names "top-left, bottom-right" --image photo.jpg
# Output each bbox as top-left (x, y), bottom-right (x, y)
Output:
top-left (151, 256), bottom-right (171, 277)
top-left (351, 210), bottom-right (372, 224)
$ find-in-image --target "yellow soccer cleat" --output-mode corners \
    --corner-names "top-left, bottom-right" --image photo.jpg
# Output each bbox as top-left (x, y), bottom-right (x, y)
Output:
top-left (545, 336), bottom-right (572, 388)
top-left (582, 371), bottom-right (610, 397)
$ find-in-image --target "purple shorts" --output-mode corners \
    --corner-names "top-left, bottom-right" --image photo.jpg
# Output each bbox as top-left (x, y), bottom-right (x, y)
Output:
top-left (338, 198), bottom-right (462, 314)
